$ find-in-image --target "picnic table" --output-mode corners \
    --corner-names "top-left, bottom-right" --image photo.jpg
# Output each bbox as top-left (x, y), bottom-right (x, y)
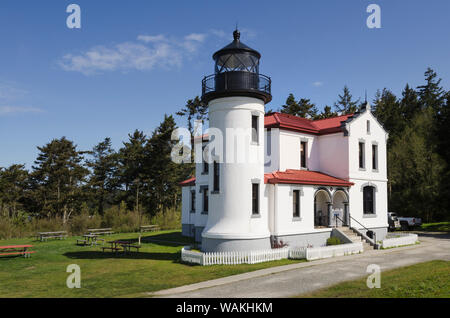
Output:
top-left (0, 245), bottom-right (35, 258)
top-left (86, 228), bottom-right (114, 236)
top-left (140, 225), bottom-right (160, 232)
top-left (77, 234), bottom-right (104, 246)
top-left (102, 240), bottom-right (141, 254)
top-left (37, 231), bottom-right (68, 242)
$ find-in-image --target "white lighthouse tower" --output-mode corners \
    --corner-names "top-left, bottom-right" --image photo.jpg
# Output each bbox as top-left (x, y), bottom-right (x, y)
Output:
top-left (201, 30), bottom-right (272, 252)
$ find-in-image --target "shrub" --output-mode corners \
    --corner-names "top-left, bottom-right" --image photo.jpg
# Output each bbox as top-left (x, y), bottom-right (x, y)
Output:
top-left (150, 208), bottom-right (181, 230)
top-left (326, 237), bottom-right (342, 246)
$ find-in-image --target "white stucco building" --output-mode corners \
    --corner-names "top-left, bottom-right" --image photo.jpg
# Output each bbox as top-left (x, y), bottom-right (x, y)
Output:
top-left (180, 31), bottom-right (389, 252)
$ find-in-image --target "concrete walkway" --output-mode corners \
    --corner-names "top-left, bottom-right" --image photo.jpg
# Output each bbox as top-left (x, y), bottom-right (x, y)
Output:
top-left (149, 232), bottom-right (450, 298)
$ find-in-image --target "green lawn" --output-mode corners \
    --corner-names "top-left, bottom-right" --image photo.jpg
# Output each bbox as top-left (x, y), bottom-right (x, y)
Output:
top-left (298, 260), bottom-right (450, 298)
top-left (0, 230), bottom-right (301, 298)
top-left (418, 222), bottom-right (450, 233)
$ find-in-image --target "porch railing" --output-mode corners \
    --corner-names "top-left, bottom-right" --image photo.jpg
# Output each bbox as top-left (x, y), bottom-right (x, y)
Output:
top-left (349, 215), bottom-right (378, 249)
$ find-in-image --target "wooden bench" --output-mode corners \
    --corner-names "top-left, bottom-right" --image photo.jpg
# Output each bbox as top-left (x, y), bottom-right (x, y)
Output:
top-left (76, 239), bottom-right (87, 246)
top-left (37, 231), bottom-right (68, 242)
top-left (140, 225), bottom-right (160, 232)
top-left (86, 228), bottom-right (114, 236)
top-left (121, 244), bottom-right (141, 253)
top-left (101, 246), bottom-right (121, 253)
top-left (0, 245), bottom-right (35, 258)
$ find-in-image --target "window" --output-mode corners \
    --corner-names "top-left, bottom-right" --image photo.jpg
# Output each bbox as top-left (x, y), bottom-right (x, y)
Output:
top-left (202, 187), bottom-right (209, 213)
top-left (213, 161), bottom-right (220, 192)
top-left (372, 144), bottom-right (378, 170)
top-left (252, 183), bottom-right (259, 215)
top-left (202, 144), bottom-right (209, 174)
top-left (367, 120), bottom-right (370, 134)
top-left (363, 186), bottom-right (375, 214)
top-left (251, 115), bottom-right (258, 143)
top-left (190, 190), bottom-right (195, 212)
top-left (359, 142), bottom-right (365, 169)
top-left (300, 141), bottom-right (307, 168)
top-left (293, 190), bottom-right (300, 218)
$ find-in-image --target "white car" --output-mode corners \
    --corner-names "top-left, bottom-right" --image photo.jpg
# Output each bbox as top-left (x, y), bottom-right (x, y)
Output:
top-left (397, 216), bottom-right (422, 231)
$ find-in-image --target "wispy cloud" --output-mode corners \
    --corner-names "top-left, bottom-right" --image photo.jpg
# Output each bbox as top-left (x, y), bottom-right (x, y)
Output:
top-left (0, 106), bottom-right (43, 116)
top-left (59, 28), bottom-right (258, 76)
top-left (59, 32), bottom-right (213, 75)
top-left (312, 81), bottom-right (323, 87)
top-left (0, 82), bottom-right (28, 101)
top-left (0, 82), bottom-right (43, 116)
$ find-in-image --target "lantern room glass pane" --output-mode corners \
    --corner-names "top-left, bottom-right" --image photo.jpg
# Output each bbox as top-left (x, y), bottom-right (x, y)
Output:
top-left (215, 53), bottom-right (259, 74)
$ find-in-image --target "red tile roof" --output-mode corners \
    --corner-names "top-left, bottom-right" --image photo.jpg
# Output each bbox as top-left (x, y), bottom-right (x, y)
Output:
top-left (179, 177), bottom-right (196, 187)
top-left (265, 169), bottom-right (353, 187)
top-left (264, 112), bottom-right (354, 135)
top-left (180, 171), bottom-right (353, 187)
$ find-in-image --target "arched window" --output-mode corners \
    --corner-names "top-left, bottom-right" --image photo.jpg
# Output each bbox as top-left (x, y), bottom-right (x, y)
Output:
top-left (363, 186), bottom-right (375, 214)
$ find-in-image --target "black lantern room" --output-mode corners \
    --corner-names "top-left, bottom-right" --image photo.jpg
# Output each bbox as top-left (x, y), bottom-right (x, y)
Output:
top-left (201, 30), bottom-right (272, 104)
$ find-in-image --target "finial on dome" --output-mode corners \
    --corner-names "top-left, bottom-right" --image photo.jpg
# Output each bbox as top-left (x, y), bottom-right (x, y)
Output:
top-left (233, 29), bottom-right (240, 41)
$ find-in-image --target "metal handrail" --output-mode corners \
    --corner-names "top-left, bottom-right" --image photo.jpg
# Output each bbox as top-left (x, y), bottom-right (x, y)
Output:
top-left (202, 72), bottom-right (271, 96)
top-left (349, 214), bottom-right (377, 247)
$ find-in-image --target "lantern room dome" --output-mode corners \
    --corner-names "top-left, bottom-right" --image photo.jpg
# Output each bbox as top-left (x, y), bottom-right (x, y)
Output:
top-left (201, 30), bottom-right (272, 104)
top-left (212, 30), bottom-right (261, 74)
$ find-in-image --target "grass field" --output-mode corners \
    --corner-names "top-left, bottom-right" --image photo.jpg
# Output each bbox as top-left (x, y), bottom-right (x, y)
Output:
top-left (0, 230), bottom-right (301, 298)
top-left (418, 222), bottom-right (450, 233)
top-left (298, 260), bottom-right (450, 298)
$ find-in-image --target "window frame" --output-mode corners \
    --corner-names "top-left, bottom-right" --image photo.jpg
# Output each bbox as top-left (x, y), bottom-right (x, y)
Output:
top-left (359, 141), bottom-right (366, 170)
top-left (363, 186), bottom-right (375, 215)
top-left (293, 189), bottom-right (300, 218)
top-left (213, 161), bottom-right (220, 192)
top-left (202, 143), bottom-right (209, 174)
top-left (251, 183), bottom-right (260, 216)
top-left (190, 189), bottom-right (196, 213)
top-left (202, 187), bottom-right (209, 214)
top-left (251, 115), bottom-right (259, 144)
top-left (372, 143), bottom-right (378, 171)
top-left (300, 141), bottom-right (307, 169)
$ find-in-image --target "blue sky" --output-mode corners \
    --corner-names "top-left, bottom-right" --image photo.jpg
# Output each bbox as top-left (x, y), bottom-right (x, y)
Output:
top-left (0, 0), bottom-right (449, 169)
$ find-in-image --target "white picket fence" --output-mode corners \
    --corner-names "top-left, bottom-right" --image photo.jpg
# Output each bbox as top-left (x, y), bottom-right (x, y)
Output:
top-left (181, 246), bottom-right (290, 266)
top-left (288, 246), bottom-right (307, 259)
top-left (305, 242), bottom-right (363, 261)
top-left (381, 233), bottom-right (418, 249)
top-left (181, 242), bottom-right (362, 265)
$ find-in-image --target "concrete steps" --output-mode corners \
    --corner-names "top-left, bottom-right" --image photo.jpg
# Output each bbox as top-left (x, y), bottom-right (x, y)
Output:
top-left (337, 227), bottom-right (374, 251)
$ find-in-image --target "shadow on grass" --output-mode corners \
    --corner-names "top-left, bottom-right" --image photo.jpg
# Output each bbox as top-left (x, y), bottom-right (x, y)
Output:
top-left (126, 232), bottom-right (196, 247)
top-left (414, 231), bottom-right (450, 240)
top-left (64, 250), bottom-right (181, 261)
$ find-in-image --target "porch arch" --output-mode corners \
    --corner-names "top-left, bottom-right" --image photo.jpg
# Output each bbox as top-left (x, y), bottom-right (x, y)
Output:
top-left (314, 188), bottom-right (332, 227)
top-left (332, 188), bottom-right (349, 226)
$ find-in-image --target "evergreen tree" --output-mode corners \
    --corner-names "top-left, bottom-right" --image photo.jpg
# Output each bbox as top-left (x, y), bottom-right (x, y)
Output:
top-left (117, 130), bottom-right (147, 213)
top-left (400, 84), bottom-right (421, 122)
top-left (31, 137), bottom-right (88, 223)
top-left (388, 108), bottom-right (445, 222)
top-left (372, 89), bottom-right (402, 145)
top-left (86, 138), bottom-right (118, 215)
top-left (315, 105), bottom-right (337, 119)
top-left (0, 164), bottom-right (29, 218)
top-left (176, 96), bottom-right (208, 135)
top-left (333, 86), bottom-right (360, 115)
top-left (145, 115), bottom-right (187, 215)
top-left (417, 68), bottom-right (445, 113)
top-left (280, 94), bottom-right (318, 118)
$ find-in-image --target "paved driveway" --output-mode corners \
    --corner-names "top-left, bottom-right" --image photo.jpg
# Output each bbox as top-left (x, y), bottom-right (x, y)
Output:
top-left (151, 232), bottom-right (450, 298)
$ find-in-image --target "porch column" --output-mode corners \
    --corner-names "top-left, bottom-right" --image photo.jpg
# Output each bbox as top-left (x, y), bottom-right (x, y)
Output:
top-left (344, 203), bottom-right (349, 226)
top-left (327, 203), bottom-right (332, 227)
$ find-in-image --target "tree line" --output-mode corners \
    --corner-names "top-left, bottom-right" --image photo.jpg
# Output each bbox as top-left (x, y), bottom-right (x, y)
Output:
top-left (0, 115), bottom-right (193, 224)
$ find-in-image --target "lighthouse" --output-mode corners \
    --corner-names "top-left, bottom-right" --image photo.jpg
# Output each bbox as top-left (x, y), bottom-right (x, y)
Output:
top-left (200, 30), bottom-right (272, 252)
